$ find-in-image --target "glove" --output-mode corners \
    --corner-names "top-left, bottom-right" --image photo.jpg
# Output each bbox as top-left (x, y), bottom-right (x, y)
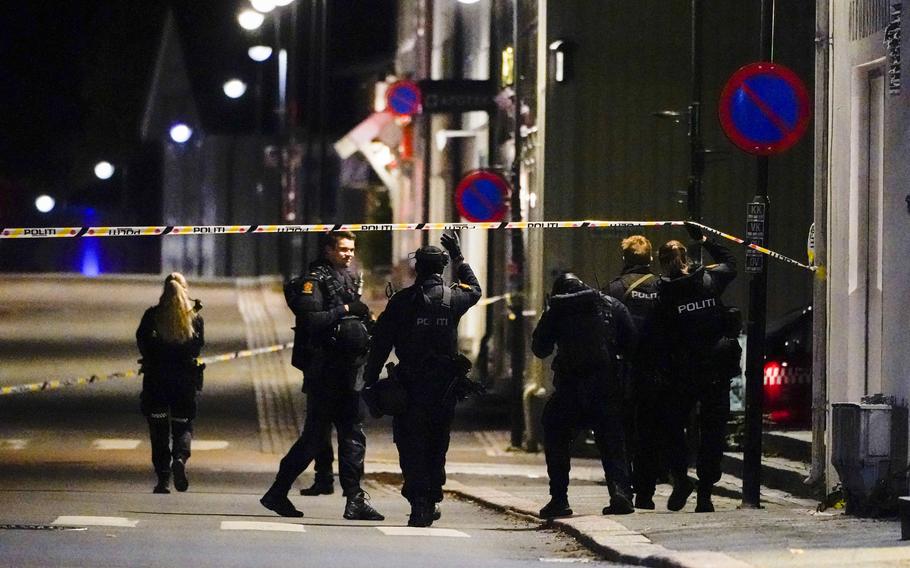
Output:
top-left (440, 231), bottom-right (463, 261)
top-left (684, 221), bottom-right (705, 242)
top-left (347, 299), bottom-right (370, 318)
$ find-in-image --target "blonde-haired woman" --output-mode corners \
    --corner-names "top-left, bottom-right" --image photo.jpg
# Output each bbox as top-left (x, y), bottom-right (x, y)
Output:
top-left (137, 273), bottom-right (205, 494)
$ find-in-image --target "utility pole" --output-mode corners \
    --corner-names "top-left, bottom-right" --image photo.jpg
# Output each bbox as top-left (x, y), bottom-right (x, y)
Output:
top-left (509, 0), bottom-right (526, 449)
top-left (742, 0), bottom-right (774, 509)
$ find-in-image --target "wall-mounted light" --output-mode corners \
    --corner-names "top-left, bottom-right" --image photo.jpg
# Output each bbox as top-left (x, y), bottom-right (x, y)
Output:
top-left (35, 194), bottom-right (55, 213)
top-left (250, 0), bottom-right (276, 13)
top-left (238, 9), bottom-right (265, 30)
top-left (548, 39), bottom-right (573, 83)
top-left (248, 45), bottom-right (273, 62)
top-left (223, 79), bottom-right (248, 99)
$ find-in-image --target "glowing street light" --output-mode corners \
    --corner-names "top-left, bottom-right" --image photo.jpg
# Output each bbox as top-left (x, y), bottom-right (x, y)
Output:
top-left (250, 0), bottom-right (276, 12)
top-left (457, 0), bottom-right (481, 3)
top-left (238, 9), bottom-right (265, 30)
top-left (273, 0), bottom-right (296, 6)
top-left (169, 123), bottom-right (193, 143)
top-left (248, 45), bottom-right (273, 62)
top-left (35, 195), bottom-right (55, 213)
top-left (223, 79), bottom-right (248, 99)
top-left (94, 161), bottom-right (115, 180)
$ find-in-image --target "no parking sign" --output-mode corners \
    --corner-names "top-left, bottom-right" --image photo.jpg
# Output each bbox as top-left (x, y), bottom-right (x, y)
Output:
top-left (718, 62), bottom-right (811, 155)
top-left (455, 170), bottom-right (510, 223)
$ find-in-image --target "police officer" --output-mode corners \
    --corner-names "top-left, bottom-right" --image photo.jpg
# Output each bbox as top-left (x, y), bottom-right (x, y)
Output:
top-left (363, 232), bottom-right (481, 527)
top-left (533, 272), bottom-right (637, 518)
top-left (606, 235), bottom-right (662, 510)
top-left (655, 222), bottom-right (739, 513)
top-left (260, 231), bottom-right (383, 521)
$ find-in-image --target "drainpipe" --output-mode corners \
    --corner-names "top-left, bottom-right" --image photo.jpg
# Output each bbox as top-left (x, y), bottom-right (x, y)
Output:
top-left (807, 0), bottom-right (830, 490)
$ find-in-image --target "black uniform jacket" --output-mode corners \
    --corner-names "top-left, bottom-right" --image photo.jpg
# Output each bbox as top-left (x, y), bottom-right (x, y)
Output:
top-left (136, 307), bottom-right (204, 384)
top-left (286, 259), bottom-right (362, 389)
top-left (655, 238), bottom-right (737, 376)
top-left (531, 287), bottom-right (636, 390)
top-left (364, 261), bottom-right (482, 386)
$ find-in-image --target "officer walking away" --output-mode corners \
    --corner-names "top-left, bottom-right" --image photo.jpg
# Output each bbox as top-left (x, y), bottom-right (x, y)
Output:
top-left (605, 235), bottom-right (662, 510)
top-left (136, 272), bottom-right (205, 494)
top-left (533, 272), bottom-right (637, 518)
top-left (655, 222), bottom-right (740, 513)
top-left (260, 231), bottom-right (383, 521)
top-left (363, 232), bottom-right (481, 527)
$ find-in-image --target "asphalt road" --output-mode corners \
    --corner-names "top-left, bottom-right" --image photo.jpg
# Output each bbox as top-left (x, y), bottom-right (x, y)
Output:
top-left (0, 274), bottom-right (624, 567)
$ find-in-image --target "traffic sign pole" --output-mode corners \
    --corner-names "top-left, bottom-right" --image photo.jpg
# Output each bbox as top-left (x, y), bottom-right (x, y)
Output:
top-left (741, 0), bottom-right (775, 510)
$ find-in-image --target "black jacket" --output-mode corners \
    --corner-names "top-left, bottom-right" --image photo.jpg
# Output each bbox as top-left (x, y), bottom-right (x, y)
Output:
top-left (655, 238), bottom-right (737, 377)
top-left (532, 287), bottom-right (636, 390)
top-left (364, 261), bottom-right (482, 386)
top-left (136, 307), bottom-right (204, 385)
top-left (285, 259), bottom-right (366, 389)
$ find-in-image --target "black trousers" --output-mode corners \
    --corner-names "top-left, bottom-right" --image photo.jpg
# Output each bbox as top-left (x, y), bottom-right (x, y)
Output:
top-left (393, 392), bottom-right (456, 505)
top-left (542, 384), bottom-right (631, 500)
top-left (141, 377), bottom-right (197, 474)
top-left (665, 377), bottom-right (731, 488)
top-left (304, 395), bottom-right (335, 485)
top-left (271, 387), bottom-right (365, 497)
top-left (628, 384), bottom-right (666, 498)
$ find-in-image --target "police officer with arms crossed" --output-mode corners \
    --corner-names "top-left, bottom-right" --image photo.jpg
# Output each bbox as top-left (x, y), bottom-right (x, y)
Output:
top-left (532, 272), bottom-right (638, 518)
top-left (606, 235), bottom-right (663, 510)
top-left (655, 222), bottom-right (740, 513)
top-left (363, 232), bottom-right (481, 527)
top-left (260, 231), bottom-right (384, 521)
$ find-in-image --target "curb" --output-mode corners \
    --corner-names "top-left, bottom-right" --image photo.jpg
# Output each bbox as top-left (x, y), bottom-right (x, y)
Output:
top-left (444, 480), bottom-right (753, 568)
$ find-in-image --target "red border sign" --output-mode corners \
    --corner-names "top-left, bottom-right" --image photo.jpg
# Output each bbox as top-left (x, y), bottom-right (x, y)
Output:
top-left (385, 80), bottom-right (422, 116)
top-left (455, 170), bottom-right (510, 223)
top-left (718, 62), bottom-right (811, 155)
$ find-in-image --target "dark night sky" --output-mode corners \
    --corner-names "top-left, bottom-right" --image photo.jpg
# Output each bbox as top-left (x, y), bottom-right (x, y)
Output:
top-left (0, 0), bottom-right (395, 226)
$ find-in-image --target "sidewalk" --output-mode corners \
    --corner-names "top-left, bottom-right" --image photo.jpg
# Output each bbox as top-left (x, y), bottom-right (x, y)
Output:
top-left (430, 446), bottom-right (907, 568)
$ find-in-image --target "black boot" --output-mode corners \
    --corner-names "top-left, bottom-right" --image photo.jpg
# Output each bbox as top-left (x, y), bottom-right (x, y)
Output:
top-left (153, 472), bottom-right (170, 494)
top-left (260, 489), bottom-right (304, 518)
top-left (634, 493), bottom-right (655, 510)
top-left (171, 458), bottom-right (188, 492)
top-left (343, 491), bottom-right (385, 521)
top-left (432, 503), bottom-right (441, 521)
top-left (300, 479), bottom-right (335, 496)
top-left (602, 485), bottom-right (634, 515)
top-left (408, 499), bottom-right (434, 527)
top-left (667, 476), bottom-right (694, 512)
top-left (538, 497), bottom-right (572, 519)
top-left (695, 485), bottom-right (715, 513)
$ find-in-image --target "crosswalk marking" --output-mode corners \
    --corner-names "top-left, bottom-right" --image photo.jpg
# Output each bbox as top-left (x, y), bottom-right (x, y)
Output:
top-left (220, 521), bottom-right (305, 533)
top-left (52, 516), bottom-right (138, 528)
top-left (192, 440), bottom-right (229, 451)
top-left (0, 439), bottom-right (27, 450)
top-left (91, 439), bottom-right (141, 450)
top-left (376, 527), bottom-right (470, 538)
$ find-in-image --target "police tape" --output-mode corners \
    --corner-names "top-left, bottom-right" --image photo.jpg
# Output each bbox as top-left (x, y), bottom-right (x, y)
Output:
top-left (0, 219), bottom-right (815, 272)
top-left (0, 342), bottom-right (294, 397)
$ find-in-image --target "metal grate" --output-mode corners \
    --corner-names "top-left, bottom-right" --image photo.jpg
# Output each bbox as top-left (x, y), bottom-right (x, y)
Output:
top-left (850, 0), bottom-right (891, 40)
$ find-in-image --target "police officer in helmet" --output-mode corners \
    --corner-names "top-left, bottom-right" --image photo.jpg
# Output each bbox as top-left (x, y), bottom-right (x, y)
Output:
top-left (363, 232), bottom-right (482, 527)
top-left (655, 222), bottom-right (739, 513)
top-left (261, 231), bottom-right (383, 521)
top-left (533, 272), bottom-right (638, 518)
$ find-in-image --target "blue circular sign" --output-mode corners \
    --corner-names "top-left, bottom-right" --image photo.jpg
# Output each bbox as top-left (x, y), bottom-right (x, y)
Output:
top-left (455, 170), bottom-right (510, 223)
top-left (386, 80), bottom-right (422, 116)
top-left (718, 62), bottom-right (811, 155)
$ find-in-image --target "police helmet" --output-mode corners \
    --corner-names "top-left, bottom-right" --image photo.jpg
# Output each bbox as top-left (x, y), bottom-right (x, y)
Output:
top-left (412, 245), bottom-right (449, 275)
top-left (551, 272), bottom-right (586, 295)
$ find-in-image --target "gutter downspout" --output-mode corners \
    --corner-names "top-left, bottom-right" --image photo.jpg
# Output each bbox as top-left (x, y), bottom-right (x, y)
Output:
top-left (807, 0), bottom-right (830, 489)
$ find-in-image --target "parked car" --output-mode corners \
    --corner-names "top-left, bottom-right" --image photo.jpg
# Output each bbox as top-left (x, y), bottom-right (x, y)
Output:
top-left (763, 305), bottom-right (813, 427)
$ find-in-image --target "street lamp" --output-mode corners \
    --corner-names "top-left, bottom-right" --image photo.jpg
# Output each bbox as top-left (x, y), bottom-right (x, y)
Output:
top-left (35, 195), bottom-right (55, 213)
top-left (169, 123), bottom-right (193, 143)
top-left (250, 0), bottom-right (276, 12)
top-left (248, 45), bottom-right (273, 62)
top-left (94, 161), bottom-right (115, 180)
top-left (223, 79), bottom-right (248, 99)
top-left (238, 9), bottom-right (265, 30)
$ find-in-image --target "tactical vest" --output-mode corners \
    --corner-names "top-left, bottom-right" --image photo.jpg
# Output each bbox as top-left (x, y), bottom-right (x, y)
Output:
top-left (397, 281), bottom-right (458, 372)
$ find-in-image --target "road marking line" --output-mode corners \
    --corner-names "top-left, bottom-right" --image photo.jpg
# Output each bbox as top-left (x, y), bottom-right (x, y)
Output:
top-left (0, 439), bottom-right (27, 450)
top-left (376, 527), bottom-right (470, 538)
top-left (91, 439), bottom-right (141, 450)
top-left (192, 440), bottom-right (229, 450)
top-left (220, 521), bottom-right (305, 533)
top-left (52, 516), bottom-right (138, 528)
